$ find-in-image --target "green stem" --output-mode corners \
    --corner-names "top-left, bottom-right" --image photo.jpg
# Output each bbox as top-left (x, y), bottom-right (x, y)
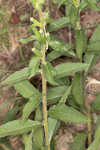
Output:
top-left (84, 97), bottom-right (92, 145)
top-left (41, 60), bottom-right (50, 150)
top-left (39, 6), bottom-right (50, 150)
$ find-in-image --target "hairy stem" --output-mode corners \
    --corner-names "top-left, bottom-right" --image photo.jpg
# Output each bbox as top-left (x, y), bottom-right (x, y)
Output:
top-left (39, 7), bottom-right (50, 150)
top-left (41, 60), bottom-right (50, 150)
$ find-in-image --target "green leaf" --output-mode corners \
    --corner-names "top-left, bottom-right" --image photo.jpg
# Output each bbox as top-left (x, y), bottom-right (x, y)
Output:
top-left (14, 80), bottom-right (40, 98)
top-left (19, 35), bottom-right (35, 44)
top-left (3, 106), bottom-right (19, 123)
top-left (75, 29), bottom-right (87, 60)
top-left (80, 0), bottom-right (88, 11)
top-left (47, 51), bottom-right (64, 62)
top-left (84, 53), bottom-right (100, 73)
top-left (92, 94), bottom-right (100, 110)
top-left (87, 138), bottom-right (100, 150)
top-left (35, 106), bottom-right (42, 121)
top-left (89, 24), bottom-right (100, 42)
top-left (55, 77), bottom-right (70, 86)
top-left (1, 67), bottom-right (29, 86)
top-left (52, 0), bottom-right (66, 6)
top-left (48, 118), bottom-right (58, 143)
top-left (87, 24), bottom-right (100, 51)
top-left (47, 17), bottom-right (70, 32)
top-left (33, 126), bottom-right (43, 149)
top-left (72, 73), bottom-right (83, 106)
top-left (33, 107), bottom-right (43, 149)
top-left (70, 133), bottom-right (87, 150)
top-left (65, 4), bottom-right (78, 27)
top-left (42, 62), bottom-right (58, 86)
top-left (87, 41), bottom-right (100, 51)
top-left (0, 120), bottom-right (41, 138)
top-left (59, 85), bottom-right (72, 103)
top-left (95, 123), bottom-right (100, 139)
top-left (22, 95), bottom-right (41, 120)
top-left (49, 34), bottom-right (74, 52)
top-left (54, 63), bottom-right (88, 79)
top-left (47, 50), bottom-right (75, 62)
top-left (48, 104), bottom-right (88, 123)
top-left (29, 56), bottom-right (40, 78)
top-left (87, 0), bottom-right (100, 11)
top-left (47, 86), bottom-right (67, 104)
top-left (24, 132), bottom-right (33, 150)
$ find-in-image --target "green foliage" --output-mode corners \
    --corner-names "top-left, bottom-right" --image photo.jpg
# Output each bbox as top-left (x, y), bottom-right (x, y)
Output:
top-left (29, 56), bottom-right (40, 78)
top-left (87, 24), bottom-right (100, 52)
top-left (54, 63), bottom-right (88, 78)
top-left (14, 80), bottom-right (40, 98)
top-left (0, 120), bottom-right (41, 138)
top-left (59, 85), bottom-right (72, 103)
top-left (1, 68), bottom-right (29, 85)
top-left (22, 95), bottom-right (41, 120)
top-left (48, 118), bottom-right (58, 143)
top-left (47, 17), bottom-right (70, 32)
top-left (42, 62), bottom-right (58, 85)
top-left (84, 53), bottom-right (100, 73)
top-left (47, 86), bottom-right (68, 104)
top-left (72, 73), bottom-right (83, 107)
top-left (70, 133), bottom-right (87, 150)
top-left (1, 0), bottom-right (100, 149)
top-left (92, 94), bottom-right (100, 110)
top-left (48, 104), bottom-right (88, 123)
top-left (75, 29), bottom-right (87, 60)
top-left (24, 132), bottom-right (33, 150)
top-left (49, 34), bottom-right (74, 52)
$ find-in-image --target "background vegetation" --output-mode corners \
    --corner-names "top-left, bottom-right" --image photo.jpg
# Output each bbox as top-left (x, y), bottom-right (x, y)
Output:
top-left (1, 0), bottom-right (100, 150)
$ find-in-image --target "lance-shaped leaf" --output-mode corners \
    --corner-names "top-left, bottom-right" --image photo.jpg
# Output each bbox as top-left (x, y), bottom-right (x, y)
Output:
top-left (75, 29), bottom-right (87, 60)
top-left (54, 63), bottom-right (88, 79)
top-left (86, 0), bottom-right (100, 11)
top-left (92, 94), bottom-right (100, 110)
top-left (72, 73), bottom-right (83, 107)
top-left (47, 50), bottom-right (75, 62)
top-left (65, 4), bottom-right (78, 27)
top-left (49, 34), bottom-right (74, 52)
top-left (42, 62), bottom-right (58, 86)
top-left (22, 95), bottom-right (41, 120)
top-left (87, 138), bottom-right (100, 150)
top-left (19, 35), bottom-right (36, 44)
top-left (47, 86), bottom-right (67, 104)
top-left (70, 133), bottom-right (87, 150)
top-left (48, 104), bottom-right (88, 123)
top-left (87, 24), bottom-right (100, 52)
top-left (14, 80), bottom-right (40, 98)
top-left (24, 132), bottom-right (33, 150)
top-left (87, 41), bottom-right (100, 52)
top-left (48, 117), bottom-right (58, 144)
top-left (0, 120), bottom-right (41, 138)
top-left (1, 67), bottom-right (29, 86)
top-left (33, 127), bottom-right (43, 149)
top-left (29, 56), bottom-right (40, 78)
top-left (59, 85), bottom-right (72, 103)
top-left (84, 52), bottom-right (100, 73)
top-left (79, 0), bottom-right (88, 11)
top-left (33, 107), bottom-right (43, 149)
top-left (47, 17), bottom-right (70, 32)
